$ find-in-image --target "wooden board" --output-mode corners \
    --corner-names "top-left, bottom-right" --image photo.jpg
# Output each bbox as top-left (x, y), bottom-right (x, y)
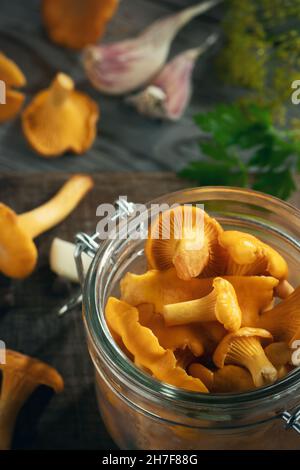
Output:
top-left (0, 0), bottom-right (223, 172)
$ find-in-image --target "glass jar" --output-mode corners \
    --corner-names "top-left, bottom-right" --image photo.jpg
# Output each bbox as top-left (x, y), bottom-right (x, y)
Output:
top-left (75, 187), bottom-right (300, 450)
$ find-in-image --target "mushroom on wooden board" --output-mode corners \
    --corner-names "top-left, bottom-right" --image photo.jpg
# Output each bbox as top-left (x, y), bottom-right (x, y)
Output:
top-left (0, 350), bottom-right (64, 450)
top-left (22, 73), bottom-right (99, 157)
top-left (0, 52), bottom-right (26, 123)
top-left (0, 175), bottom-right (94, 278)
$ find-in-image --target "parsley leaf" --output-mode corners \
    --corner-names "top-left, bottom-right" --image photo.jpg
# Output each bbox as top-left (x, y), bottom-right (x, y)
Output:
top-left (179, 103), bottom-right (299, 200)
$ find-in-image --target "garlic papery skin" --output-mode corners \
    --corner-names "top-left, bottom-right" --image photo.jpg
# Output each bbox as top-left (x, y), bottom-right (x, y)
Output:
top-left (126, 34), bottom-right (218, 120)
top-left (83, 0), bottom-right (222, 95)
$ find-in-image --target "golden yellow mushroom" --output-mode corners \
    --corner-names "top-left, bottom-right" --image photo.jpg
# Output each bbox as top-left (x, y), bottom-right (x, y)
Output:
top-left (121, 268), bottom-right (213, 312)
top-left (228, 275), bottom-right (278, 327)
top-left (0, 52), bottom-right (26, 123)
top-left (264, 342), bottom-right (299, 367)
top-left (219, 231), bottom-right (288, 280)
top-left (145, 205), bottom-right (227, 281)
top-left (0, 350), bottom-right (64, 450)
top-left (188, 363), bottom-right (255, 393)
top-left (121, 270), bottom-right (278, 327)
top-left (22, 73), bottom-right (99, 157)
top-left (188, 363), bottom-right (214, 390)
top-left (105, 297), bottom-right (208, 393)
top-left (42, 0), bottom-right (119, 49)
top-left (259, 286), bottom-right (300, 344)
top-left (0, 175), bottom-right (93, 278)
top-left (213, 327), bottom-right (277, 387)
top-left (275, 280), bottom-right (295, 299)
top-left (162, 277), bottom-right (242, 332)
top-left (138, 304), bottom-right (205, 357)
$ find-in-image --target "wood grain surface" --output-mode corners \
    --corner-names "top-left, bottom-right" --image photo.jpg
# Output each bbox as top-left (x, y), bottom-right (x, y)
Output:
top-left (0, 0), bottom-right (225, 172)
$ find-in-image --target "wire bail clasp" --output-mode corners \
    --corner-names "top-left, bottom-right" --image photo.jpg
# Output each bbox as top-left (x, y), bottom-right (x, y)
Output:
top-left (281, 406), bottom-right (300, 434)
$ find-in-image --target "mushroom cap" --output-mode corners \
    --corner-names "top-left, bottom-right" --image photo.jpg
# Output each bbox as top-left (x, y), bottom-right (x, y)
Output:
top-left (0, 52), bottom-right (26, 87)
top-left (120, 268), bottom-right (213, 312)
top-left (22, 73), bottom-right (99, 157)
top-left (213, 327), bottom-right (273, 368)
top-left (259, 286), bottom-right (300, 343)
top-left (138, 304), bottom-right (205, 357)
top-left (145, 205), bottom-right (227, 280)
top-left (264, 342), bottom-right (291, 367)
top-left (0, 350), bottom-right (64, 393)
top-left (188, 363), bottom-right (214, 390)
top-left (227, 275), bottom-right (279, 327)
top-left (219, 231), bottom-right (288, 280)
top-left (145, 206), bottom-right (208, 279)
top-left (213, 277), bottom-right (242, 332)
top-left (42, 0), bottom-right (119, 49)
top-left (212, 365), bottom-right (254, 393)
top-left (0, 89), bottom-right (25, 123)
top-left (0, 203), bottom-right (37, 279)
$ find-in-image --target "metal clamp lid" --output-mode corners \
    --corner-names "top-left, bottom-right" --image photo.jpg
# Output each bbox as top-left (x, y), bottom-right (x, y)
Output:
top-left (58, 198), bottom-right (136, 316)
top-left (281, 406), bottom-right (300, 434)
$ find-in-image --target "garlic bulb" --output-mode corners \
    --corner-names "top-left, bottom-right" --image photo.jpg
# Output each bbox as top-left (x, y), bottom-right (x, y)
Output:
top-left (126, 34), bottom-right (218, 120)
top-left (83, 0), bottom-right (222, 95)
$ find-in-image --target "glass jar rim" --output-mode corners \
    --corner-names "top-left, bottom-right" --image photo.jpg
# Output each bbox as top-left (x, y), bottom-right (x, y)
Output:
top-left (83, 186), bottom-right (300, 411)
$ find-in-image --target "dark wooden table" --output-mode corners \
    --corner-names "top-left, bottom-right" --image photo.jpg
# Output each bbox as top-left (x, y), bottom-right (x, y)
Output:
top-left (0, 0), bottom-right (225, 173)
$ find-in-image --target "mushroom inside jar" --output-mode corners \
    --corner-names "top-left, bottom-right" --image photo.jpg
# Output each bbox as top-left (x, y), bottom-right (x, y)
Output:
top-left (105, 205), bottom-right (300, 394)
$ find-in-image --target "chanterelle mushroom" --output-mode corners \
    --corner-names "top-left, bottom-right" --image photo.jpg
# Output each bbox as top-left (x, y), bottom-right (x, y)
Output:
top-left (219, 231), bottom-right (288, 280)
top-left (22, 73), bottom-right (99, 157)
top-left (42, 0), bottom-right (119, 49)
top-left (0, 52), bottom-right (26, 123)
top-left (213, 327), bottom-right (277, 387)
top-left (106, 297), bottom-right (208, 393)
top-left (226, 275), bottom-right (279, 327)
top-left (120, 268), bottom-right (213, 313)
top-left (259, 286), bottom-right (300, 344)
top-left (145, 205), bottom-right (227, 281)
top-left (264, 342), bottom-right (300, 368)
top-left (188, 363), bottom-right (255, 393)
top-left (0, 350), bottom-right (64, 450)
top-left (138, 303), bottom-right (205, 357)
top-left (0, 175), bottom-right (94, 278)
top-left (162, 278), bottom-right (242, 332)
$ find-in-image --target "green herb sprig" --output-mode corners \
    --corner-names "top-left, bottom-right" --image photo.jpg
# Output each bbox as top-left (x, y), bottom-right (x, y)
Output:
top-left (179, 103), bottom-right (300, 200)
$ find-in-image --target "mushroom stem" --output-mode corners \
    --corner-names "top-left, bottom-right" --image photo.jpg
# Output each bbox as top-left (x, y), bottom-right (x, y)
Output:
top-left (244, 351), bottom-right (278, 388)
top-left (18, 175), bottom-right (94, 239)
top-left (229, 337), bottom-right (277, 387)
top-left (0, 370), bottom-right (36, 450)
top-left (275, 280), bottom-right (294, 299)
top-left (49, 73), bottom-right (74, 105)
top-left (163, 278), bottom-right (242, 332)
top-left (0, 351), bottom-right (64, 450)
top-left (0, 405), bottom-right (17, 450)
top-left (163, 289), bottom-right (217, 326)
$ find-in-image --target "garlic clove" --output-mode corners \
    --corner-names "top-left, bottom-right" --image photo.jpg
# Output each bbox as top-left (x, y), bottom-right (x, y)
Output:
top-left (83, 1), bottom-right (222, 95)
top-left (126, 34), bottom-right (218, 120)
top-left (50, 238), bottom-right (92, 283)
